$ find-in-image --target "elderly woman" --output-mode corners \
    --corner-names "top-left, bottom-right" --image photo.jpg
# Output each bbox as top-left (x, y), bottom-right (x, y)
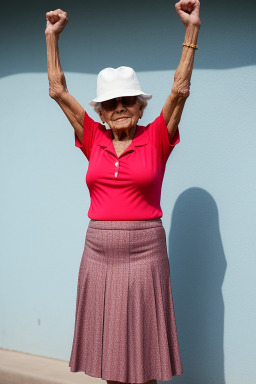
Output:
top-left (45, 1), bottom-right (200, 383)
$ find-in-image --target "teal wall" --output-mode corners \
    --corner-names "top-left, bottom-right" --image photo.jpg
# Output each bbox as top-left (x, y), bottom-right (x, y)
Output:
top-left (1, 1), bottom-right (255, 383)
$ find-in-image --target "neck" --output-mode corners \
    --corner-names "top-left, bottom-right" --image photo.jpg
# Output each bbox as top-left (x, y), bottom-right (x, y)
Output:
top-left (112, 125), bottom-right (137, 141)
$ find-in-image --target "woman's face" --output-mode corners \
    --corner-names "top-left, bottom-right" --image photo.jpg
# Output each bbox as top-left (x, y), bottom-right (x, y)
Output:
top-left (98, 97), bottom-right (143, 139)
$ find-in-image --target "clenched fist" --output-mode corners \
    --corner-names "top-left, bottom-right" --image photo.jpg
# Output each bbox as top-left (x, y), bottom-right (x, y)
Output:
top-left (45, 9), bottom-right (69, 35)
top-left (175, 0), bottom-right (201, 27)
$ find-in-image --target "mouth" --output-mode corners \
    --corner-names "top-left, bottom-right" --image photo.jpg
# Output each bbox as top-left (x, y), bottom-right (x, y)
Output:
top-left (114, 117), bottom-right (130, 122)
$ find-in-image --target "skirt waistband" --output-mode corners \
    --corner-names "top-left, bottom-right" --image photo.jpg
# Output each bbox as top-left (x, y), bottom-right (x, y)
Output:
top-left (88, 218), bottom-right (163, 230)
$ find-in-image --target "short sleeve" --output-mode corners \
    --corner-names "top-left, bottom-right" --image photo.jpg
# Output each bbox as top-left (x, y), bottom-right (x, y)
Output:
top-left (74, 110), bottom-right (105, 161)
top-left (146, 109), bottom-right (180, 163)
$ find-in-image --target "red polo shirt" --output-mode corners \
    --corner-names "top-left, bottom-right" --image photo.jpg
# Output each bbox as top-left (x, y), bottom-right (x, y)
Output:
top-left (74, 109), bottom-right (180, 220)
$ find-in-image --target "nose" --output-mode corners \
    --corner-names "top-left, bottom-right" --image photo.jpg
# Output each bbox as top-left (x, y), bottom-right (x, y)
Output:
top-left (115, 98), bottom-right (126, 112)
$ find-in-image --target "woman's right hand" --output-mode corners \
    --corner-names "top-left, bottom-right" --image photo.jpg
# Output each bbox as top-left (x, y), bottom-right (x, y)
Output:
top-left (45, 9), bottom-right (69, 36)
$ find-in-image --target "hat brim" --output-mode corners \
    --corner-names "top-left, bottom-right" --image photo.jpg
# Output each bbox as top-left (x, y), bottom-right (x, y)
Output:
top-left (89, 89), bottom-right (152, 106)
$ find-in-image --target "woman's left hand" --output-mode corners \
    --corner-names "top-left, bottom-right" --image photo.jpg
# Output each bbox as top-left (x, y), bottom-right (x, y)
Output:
top-left (175, 0), bottom-right (201, 28)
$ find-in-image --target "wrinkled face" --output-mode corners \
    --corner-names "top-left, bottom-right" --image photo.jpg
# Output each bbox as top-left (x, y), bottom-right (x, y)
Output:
top-left (98, 96), bottom-right (143, 139)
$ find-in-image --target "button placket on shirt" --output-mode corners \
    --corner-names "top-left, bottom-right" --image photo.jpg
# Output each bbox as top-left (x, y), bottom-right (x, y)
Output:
top-left (103, 141), bottom-right (137, 178)
top-left (112, 145), bottom-right (136, 178)
top-left (114, 160), bottom-right (119, 177)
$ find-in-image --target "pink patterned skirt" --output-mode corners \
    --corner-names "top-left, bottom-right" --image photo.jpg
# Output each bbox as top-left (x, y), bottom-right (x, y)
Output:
top-left (69, 218), bottom-right (183, 383)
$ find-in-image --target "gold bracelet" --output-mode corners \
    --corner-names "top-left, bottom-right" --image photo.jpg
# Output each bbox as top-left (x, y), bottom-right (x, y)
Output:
top-left (182, 42), bottom-right (198, 50)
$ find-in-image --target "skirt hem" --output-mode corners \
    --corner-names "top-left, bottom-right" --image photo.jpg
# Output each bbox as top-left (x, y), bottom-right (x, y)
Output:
top-left (69, 366), bottom-right (183, 383)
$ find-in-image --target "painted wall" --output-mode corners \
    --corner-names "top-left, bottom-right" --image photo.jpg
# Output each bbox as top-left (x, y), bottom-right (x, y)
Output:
top-left (0, 1), bottom-right (255, 383)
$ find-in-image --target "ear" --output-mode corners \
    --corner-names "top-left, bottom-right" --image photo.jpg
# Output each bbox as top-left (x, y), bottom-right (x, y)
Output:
top-left (97, 109), bottom-right (105, 123)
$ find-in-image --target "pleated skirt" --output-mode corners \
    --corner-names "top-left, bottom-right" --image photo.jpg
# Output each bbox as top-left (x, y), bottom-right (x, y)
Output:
top-left (69, 218), bottom-right (183, 383)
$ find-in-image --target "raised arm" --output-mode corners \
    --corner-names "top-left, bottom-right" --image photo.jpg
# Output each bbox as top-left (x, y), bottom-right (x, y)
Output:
top-left (45, 9), bottom-right (85, 144)
top-left (163, 0), bottom-right (201, 142)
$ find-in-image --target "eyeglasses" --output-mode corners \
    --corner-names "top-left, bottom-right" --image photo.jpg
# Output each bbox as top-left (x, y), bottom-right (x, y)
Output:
top-left (101, 96), bottom-right (137, 111)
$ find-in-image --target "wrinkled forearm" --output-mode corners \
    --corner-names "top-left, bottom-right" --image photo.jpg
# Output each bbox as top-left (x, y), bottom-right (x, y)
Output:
top-left (46, 33), bottom-right (67, 98)
top-left (172, 24), bottom-right (200, 98)
top-left (162, 23), bottom-right (200, 134)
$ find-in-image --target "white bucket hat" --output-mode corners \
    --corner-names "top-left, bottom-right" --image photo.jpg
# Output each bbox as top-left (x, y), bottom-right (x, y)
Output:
top-left (89, 66), bottom-right (152, 106)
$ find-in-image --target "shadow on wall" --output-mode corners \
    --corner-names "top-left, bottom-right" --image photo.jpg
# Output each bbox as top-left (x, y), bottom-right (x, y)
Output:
top-left (165, 188), bottom-right (227, 384)
top-left (0, 0), bottom-right (255, 78)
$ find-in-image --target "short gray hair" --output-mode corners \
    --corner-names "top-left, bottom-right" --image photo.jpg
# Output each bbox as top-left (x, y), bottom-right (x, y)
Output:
top-left (93, 95), bottom-right (148, 114)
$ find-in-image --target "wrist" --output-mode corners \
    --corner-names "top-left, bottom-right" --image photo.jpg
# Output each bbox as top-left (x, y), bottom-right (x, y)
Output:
top-left (184, 23), bottom-right (200, 45)
top-left (185, 22), bottom-right (201, 33)
top-left (45, 30), bottom-right (60, 38)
